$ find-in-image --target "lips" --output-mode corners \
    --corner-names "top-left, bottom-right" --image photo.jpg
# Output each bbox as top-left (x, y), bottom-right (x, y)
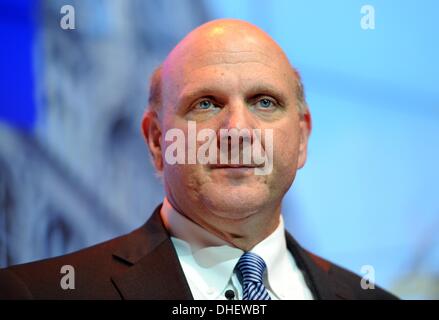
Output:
top-left (209, 164), bottom-right (263, 169)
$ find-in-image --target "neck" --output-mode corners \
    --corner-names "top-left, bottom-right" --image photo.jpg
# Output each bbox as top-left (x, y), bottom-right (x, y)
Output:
top-left (166, 196), bottom-right (282, 251)
top-left (213, 211), bottom-right (281, 251)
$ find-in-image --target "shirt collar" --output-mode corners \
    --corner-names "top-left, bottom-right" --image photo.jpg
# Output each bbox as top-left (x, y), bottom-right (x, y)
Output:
top-left (249, 216), bottom-right (294, 299)
top-left (160, 197), bottom-right (290, 299)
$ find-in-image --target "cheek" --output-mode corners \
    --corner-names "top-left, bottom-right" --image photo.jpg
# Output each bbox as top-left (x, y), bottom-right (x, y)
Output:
top-left (272, 125), bottom-right (300, 173)
top-left (164, 162), bottom-right (211, 196)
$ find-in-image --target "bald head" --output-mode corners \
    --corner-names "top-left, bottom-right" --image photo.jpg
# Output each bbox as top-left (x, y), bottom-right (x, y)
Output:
top-left (143, 20), bottom-right (311, 246)
top-left (164, 19), bottom-right (290, 71)
top-left (148, 19), bottom-right (308, 116)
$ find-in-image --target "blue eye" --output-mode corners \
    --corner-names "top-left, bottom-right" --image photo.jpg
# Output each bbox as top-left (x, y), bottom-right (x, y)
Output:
top-left (258, 98), bottom-right (274, 109)
top-left (197, 100), bottom-right (214, 110)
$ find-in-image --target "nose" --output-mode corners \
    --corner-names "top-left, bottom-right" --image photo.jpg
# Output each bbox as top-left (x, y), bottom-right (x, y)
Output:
top-left (215, 99), bottom-right (258, 164)
top-left (221, 98), bottom-right (256, 132)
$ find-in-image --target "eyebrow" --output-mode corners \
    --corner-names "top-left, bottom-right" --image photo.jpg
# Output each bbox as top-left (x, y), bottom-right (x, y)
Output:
top-left (178, 86), bottom-right (222, 105)
top-left (244, 83), bottom-right (289, 103)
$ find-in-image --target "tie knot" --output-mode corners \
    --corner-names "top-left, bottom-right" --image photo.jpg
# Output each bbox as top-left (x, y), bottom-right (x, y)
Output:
top-left (236, 252), bottom-right (267, 284)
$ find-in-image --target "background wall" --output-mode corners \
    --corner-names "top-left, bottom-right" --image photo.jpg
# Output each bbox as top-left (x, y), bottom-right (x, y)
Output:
top-left (0, 0), bottom-right (438, 299)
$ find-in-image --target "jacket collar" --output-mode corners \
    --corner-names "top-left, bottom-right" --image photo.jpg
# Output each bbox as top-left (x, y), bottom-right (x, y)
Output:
top-left (111, 203), bottom-right (353, 300)
top-left (111, 205), bottom-right (193, 300)
top-left (285, 232), bottom-right (355, 300)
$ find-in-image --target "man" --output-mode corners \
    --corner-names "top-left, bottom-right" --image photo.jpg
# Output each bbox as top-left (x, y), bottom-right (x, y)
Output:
top-left (0, 19), bottom-right (397, 300)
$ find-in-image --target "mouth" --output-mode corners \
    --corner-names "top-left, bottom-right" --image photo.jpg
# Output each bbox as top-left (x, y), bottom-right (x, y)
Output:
top-left (209, 164), bottom-right (263, 169)
top-left (208, 164), bottom-right (264, 178)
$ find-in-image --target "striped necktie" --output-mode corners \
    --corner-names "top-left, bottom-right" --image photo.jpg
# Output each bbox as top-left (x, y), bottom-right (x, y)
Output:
top-left (236, 252), bottom-right (271, 300)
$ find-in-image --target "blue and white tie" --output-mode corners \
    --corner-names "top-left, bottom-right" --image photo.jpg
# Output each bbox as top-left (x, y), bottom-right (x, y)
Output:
top-left (236, 252), bottom-right (271, 300)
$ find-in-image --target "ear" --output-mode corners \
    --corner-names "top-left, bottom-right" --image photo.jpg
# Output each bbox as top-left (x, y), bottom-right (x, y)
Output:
top-left (141, 110), bottom-right (163, 171)
top-left (297, 111), bottom-right (311, 170)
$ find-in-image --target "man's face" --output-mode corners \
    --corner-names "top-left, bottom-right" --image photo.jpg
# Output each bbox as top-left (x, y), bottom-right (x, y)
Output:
top-left (154, 27), bottom-right (309, 224)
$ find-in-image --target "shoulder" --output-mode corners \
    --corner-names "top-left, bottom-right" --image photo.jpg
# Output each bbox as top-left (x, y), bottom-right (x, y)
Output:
top-left (0, 227), bottom-right (143, 299)
top-left (285, 231), bottom-right (399, 300)
top-left (305, 250), bottom-right (399, 300)
top-left (0, 206), bottom-right (170, 300)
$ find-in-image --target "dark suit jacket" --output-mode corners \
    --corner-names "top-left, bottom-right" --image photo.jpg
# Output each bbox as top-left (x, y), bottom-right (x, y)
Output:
top-left (0, 205), bottom-right (398, 299)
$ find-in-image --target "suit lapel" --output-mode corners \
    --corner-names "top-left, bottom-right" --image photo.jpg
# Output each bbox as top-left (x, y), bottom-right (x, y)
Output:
top-left (110, 204), bottom-right (354, 300)
top-left (285, 232), bottom-right (355, 300)
top-left (111, 205), bottom-right (193, 300)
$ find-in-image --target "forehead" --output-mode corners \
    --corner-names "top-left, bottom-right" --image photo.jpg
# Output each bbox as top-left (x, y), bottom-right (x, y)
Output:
top-left (162, 47), bottom-right (295, 103)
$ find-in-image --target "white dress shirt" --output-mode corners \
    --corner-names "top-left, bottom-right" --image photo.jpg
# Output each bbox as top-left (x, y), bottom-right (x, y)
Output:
top-left (160, 198), bottom-right (314, 300)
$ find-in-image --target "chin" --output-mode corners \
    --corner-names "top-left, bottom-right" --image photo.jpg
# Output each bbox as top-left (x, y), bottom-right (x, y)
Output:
top-left (199, 183), bottom-right (270, 220)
